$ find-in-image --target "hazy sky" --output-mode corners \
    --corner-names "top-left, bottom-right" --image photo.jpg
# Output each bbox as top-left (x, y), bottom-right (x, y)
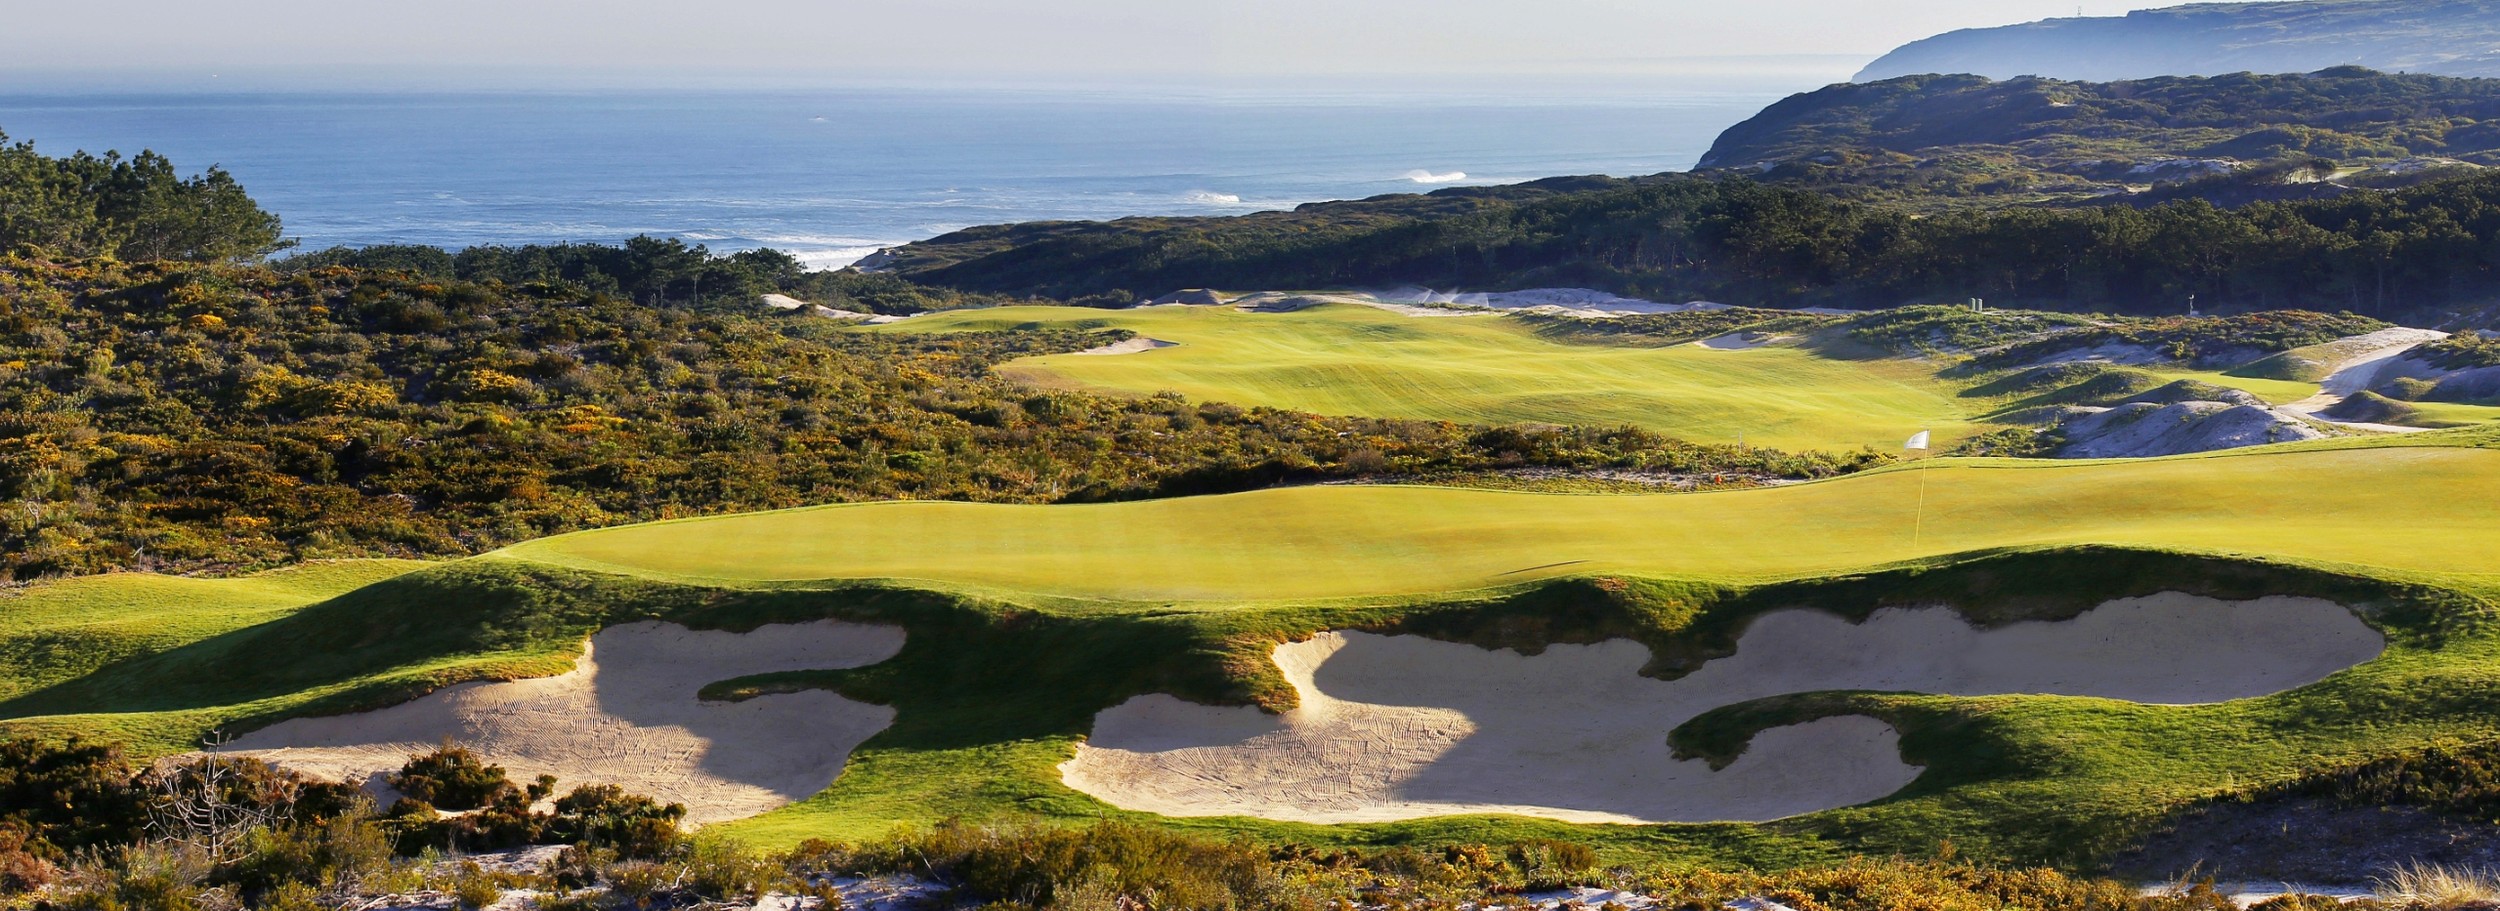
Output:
top-left (7, 0), bottom-right (2260, 92)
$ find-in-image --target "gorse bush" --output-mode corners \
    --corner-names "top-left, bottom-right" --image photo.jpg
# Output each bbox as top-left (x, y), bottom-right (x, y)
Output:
top-left (388, 746), bottom-right (518, 811)
top-left (855, 820), bottom-right (1290, 911)
top-left (381, 748), bottom-right (686, 858)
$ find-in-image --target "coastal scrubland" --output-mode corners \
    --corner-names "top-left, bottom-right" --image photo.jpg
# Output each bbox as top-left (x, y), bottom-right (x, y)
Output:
top-left (17, 57), bottom-right (2500, 911)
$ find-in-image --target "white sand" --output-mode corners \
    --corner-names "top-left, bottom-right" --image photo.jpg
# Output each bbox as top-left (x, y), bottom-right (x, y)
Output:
top-left (1063, 594), bottom-right (2380, 824)
top-left (1074, 337), bottom-right (1179, 356)
top-left (2278, 327), bottom-right (2450, 433)
top-left (1695, 332), bottom-right (1789, 351)
top-left (224, 620), bottom-right (904, 824)
top-left (758, 293), bottom-right (915, 324)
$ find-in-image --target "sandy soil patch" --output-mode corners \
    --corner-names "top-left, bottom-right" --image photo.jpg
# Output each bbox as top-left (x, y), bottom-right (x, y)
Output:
top-left (225, 620), bottom-right (905, 824)
top-left (1074, 337), bottom-right (1179, 356)
top-left (2279, 327), bottom-right (2450, 433)
top-left (1064, 594), bottom-right (2379, 824)
top-left (760, 294), bottom-right (915, 324)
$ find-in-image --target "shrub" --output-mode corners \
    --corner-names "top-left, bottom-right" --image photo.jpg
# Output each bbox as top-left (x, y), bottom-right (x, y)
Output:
top-left (389, 747), bottom-right (513, 811)
top-left (447, 861), bottom-right (505, 911)
top-left (547, 785), bottom-right (686, 859)
top-left (0, 737), bottom-right (149, 858)
top-left (220, 807), bottom-right (396, 903)
top-left (682, 835), bottom-right (787, 902)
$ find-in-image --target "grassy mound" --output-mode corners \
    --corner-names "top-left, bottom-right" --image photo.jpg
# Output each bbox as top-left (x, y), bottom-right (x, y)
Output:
top-left (2326, 391), bottom-right (2420, 424)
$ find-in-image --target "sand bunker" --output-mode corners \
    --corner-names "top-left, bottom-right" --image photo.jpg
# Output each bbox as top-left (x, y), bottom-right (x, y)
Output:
top-left (1075, 337), bottom-right (1179, 356)
top-left (1064, 593), bottom-right (2380, 824)
top-left (227, 620), bottom-right (904, 824)
top-left (1696, 332), bottom-right (1788, 351)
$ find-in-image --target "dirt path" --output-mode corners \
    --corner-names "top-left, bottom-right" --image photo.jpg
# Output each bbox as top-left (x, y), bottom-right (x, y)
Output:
top-left (2277, 327), bottom-right (2449, 433)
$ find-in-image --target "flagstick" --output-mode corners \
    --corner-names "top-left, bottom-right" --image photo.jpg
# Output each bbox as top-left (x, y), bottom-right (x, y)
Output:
top-left (1911, 469), bottom-right (1930, 550)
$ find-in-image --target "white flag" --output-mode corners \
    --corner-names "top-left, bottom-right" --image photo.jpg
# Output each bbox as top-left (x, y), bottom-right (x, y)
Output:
top-left (1905, 431), bottom-right (1931, 451)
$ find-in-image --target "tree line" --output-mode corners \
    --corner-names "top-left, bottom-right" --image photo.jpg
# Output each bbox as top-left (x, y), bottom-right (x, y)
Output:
top-left (0, 132), bottom-right (286, 264)
top-left (891, 170), bottom-right (2500, 321)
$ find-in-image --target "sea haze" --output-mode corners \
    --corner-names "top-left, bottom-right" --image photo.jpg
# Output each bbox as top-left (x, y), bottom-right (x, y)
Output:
top-left (0, 88), bottom-right (1783, 269)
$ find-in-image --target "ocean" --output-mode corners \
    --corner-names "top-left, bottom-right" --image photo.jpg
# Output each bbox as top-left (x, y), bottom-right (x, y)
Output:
top-left (0, 86), bottom-right (1795, 269)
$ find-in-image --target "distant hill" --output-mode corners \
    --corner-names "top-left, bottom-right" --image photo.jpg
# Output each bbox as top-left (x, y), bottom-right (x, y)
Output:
top-left (1699, 68), bottom-right (2500, 200)
top-left (1858, 0), bottom-right (2500, 83)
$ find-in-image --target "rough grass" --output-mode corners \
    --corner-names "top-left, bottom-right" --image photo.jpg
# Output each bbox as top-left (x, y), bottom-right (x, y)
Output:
top-left (876, 303), bottom-right (1992, 452)
top-left (497, 445), bottom-right (2500, 601)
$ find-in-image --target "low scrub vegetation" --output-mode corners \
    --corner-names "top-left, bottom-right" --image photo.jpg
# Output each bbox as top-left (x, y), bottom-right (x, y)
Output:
top-left (1511, 308), bottom-right (1837, 346)
top-left (380, 747), bottom-right (687, 857)
top-left (2255, 739), bottom-right (2500, 824)
top-left (2420, 332), bottom-right (2500, 370)
top-left (1968, 311), bottom-right (2389, 371)
top-left (0, 255), bottom-right (1875, 580)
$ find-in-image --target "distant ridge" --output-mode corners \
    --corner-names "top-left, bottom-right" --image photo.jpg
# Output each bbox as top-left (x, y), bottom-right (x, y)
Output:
top-left (1858, 0), bottom-right (2500, 83)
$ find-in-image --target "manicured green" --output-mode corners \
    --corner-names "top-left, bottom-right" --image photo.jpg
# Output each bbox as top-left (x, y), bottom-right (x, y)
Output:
top-left (501, 445), bottom-right (2500, 601)
top-left (879, 303), bottom-right (1989, 452)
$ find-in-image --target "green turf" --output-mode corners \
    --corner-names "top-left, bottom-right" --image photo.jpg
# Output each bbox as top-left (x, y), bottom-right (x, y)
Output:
top-left (12, 437), bottom-right (2500, 871)
top-left (2141, 368), bottom-right (2320, 405)
top-left (878, 304), bottom-right (2500, 446)
top-left (498, 446), bottom-right (2500, 601)
top-left (0, 561), bottom-right (430, 701)
top-left (875, 303), bottom-right (1989, 452)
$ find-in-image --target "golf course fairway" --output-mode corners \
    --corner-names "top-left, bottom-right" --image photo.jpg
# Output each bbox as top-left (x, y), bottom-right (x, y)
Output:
top-left (500, 445), bottom-right (2500, 601)
top-left (875, 303), bottom-right (1985, 452)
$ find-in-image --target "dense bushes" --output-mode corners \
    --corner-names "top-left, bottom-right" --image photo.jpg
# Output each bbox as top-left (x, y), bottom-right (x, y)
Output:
top-left (890, 167), bottom-right (2500, 322)
top-left (0, 255), bottom-right (1878, 580)
top-left (0, 735), bottom-right (2370, 909)
top-left (1967, 311), bottom-right (2392, 370)
top-left (383, 748), bottom-right (686, 857)
top-left (277, 237), bottom-right (1025, 315)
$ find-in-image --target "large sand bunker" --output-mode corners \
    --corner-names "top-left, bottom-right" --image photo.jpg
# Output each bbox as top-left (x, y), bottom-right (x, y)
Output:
top-left (228, 620), bottom-right (904, 824)
top-left (1064, 594), bottom-right (2381, 824)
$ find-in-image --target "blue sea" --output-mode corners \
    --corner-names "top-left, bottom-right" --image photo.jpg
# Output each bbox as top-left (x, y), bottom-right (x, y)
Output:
top-left (0, 87), bottom-right (1793, 269)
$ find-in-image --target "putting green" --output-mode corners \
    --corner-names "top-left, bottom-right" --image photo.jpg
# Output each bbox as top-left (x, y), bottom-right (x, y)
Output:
top-left (501, 446), bottom-right (2500, 601)
top-left (877, 304), bottom-right (1984, 452)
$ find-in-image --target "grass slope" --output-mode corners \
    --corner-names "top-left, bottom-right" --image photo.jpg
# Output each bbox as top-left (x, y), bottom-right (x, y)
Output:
top-left (0, 561), bottom-right (429, 702)
top-left (877, 304), bottom-right (1985, 452)
top-left (500, 446), bottom-right (2500, 601)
